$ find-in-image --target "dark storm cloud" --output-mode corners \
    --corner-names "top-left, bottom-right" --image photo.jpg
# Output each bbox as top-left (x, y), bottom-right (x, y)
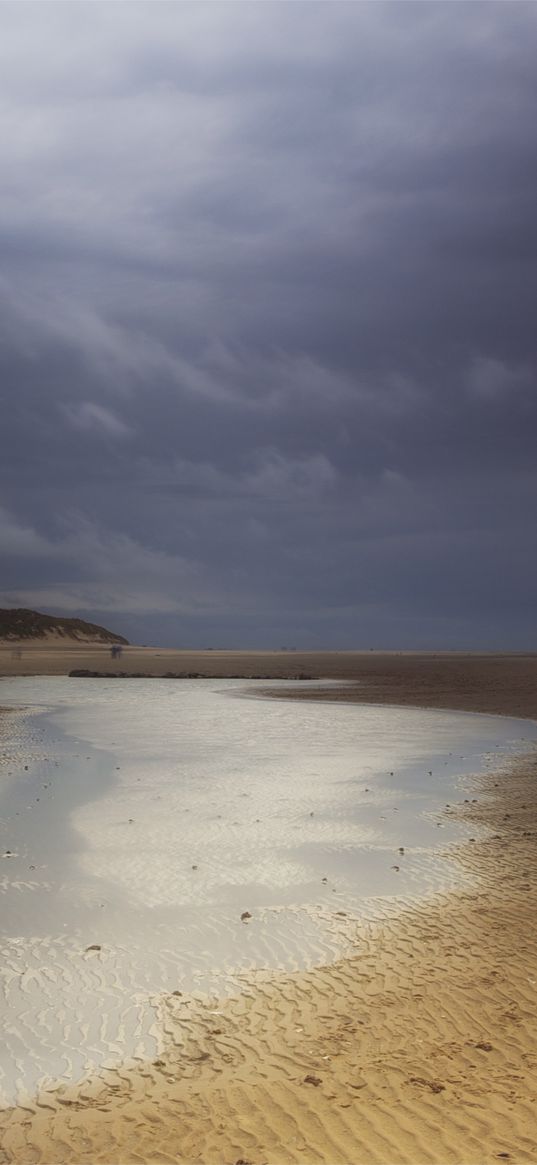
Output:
top-left (1, 2), bottom-right (537, 647)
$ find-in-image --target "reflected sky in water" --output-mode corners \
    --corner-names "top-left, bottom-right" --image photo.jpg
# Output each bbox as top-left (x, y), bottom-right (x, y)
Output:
top-left (0, 677), bottom-right (535, 1100)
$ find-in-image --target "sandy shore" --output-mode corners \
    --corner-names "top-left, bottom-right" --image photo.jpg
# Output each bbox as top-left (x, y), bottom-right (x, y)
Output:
top-left (2, 644), bottom-right (537, 718)
top-left (1, 650), bottom-right (537, 1164)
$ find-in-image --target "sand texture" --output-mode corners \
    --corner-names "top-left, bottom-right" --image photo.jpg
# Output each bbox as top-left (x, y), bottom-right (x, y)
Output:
top-left (1, 650), bottom-right (537, 1164)
top-left (1, 643), bottom-right (537, 718)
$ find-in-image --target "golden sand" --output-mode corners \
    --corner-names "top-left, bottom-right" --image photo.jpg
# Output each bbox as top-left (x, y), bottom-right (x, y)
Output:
top-left (1, 648), bottom-right (537, 1164)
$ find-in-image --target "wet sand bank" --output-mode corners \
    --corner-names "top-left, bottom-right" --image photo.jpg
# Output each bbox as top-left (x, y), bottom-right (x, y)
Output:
top-left (2, 644), bottom-right (537, 718)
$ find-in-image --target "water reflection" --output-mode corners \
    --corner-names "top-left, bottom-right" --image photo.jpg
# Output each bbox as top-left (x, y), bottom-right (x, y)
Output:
top-left (0, 677), bottom-right (535, 1100)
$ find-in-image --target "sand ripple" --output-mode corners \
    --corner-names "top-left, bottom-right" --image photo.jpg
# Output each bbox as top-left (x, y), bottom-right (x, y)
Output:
top-left (1, 752), bottom-right (537, 1163)
top-left (2, 683), bottom-right (537, 1163)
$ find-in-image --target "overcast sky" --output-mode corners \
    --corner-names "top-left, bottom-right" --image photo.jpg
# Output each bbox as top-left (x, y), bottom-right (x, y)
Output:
top-left (1, 2), bottom-right (537, 649)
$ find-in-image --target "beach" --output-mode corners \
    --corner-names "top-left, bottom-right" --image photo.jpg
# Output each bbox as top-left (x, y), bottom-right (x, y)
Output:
top-left (1, 649), bottom-right (537, 1164)
top-left (2, 643), bottom-right (537, 718)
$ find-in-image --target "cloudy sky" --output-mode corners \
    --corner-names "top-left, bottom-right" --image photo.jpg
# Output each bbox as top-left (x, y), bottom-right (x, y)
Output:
top-left (2, 2), bottom-right (537, 649)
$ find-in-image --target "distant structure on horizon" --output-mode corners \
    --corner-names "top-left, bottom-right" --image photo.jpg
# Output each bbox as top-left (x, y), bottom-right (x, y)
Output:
top-left (0, 607), bottom-right (129, 645)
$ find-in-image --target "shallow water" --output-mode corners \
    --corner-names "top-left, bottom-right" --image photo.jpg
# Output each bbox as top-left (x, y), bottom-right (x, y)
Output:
top-left (0, 676), bottom-right (535, 1102)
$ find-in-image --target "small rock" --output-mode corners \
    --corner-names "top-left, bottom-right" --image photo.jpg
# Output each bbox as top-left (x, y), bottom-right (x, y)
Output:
top-left (304, 1074), bottom-right (322, 1086)
top-left (241, 911), bottom-right (252, 922)
top-left (391, 865), bottom-right (400, 871)
top-left (475, 1041), bottom-right (493, 1052)
top-left (410, 1076), bottom-right (445, 1094)
top-left (85, 944), bottom-right (101, 953)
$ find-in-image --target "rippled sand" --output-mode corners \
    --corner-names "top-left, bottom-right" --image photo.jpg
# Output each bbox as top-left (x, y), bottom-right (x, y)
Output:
top-left (2, 756), bottom-right (537, 1164)
top-left (1, 652), bottom-right (537, 1164)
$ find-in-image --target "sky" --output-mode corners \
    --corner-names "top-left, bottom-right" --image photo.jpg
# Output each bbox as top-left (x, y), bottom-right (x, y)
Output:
top-left (1, 1), bottom-right (537, 650)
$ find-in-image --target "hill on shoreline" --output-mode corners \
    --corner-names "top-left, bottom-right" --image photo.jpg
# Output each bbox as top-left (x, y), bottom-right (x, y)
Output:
top-left (0, 608), bottom-right (129, 645)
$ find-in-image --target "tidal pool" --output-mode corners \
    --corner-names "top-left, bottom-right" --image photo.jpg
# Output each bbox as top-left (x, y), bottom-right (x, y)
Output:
top-left (0, 676), bottom-right (535, 1102)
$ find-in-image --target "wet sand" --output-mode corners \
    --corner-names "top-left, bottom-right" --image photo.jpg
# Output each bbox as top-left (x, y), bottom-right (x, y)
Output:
top-left (1, 648), bottom-right (537, 1163)
top-left (2, 643), bottom-right (537, 719)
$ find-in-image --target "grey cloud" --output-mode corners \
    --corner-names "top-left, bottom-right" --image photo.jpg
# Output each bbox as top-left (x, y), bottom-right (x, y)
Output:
top-left (63, 402), bottom-right (134, 439)
top-left (0, 507), bottom-right (52, 559)
top-left (1, 2), bottom-right (537, 646)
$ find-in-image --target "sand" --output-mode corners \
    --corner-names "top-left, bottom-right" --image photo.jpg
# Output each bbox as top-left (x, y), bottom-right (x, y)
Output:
top-left (2, 643), bottom-right (537, 718)
top-left (1, 648), bottom-right (537, 1164)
